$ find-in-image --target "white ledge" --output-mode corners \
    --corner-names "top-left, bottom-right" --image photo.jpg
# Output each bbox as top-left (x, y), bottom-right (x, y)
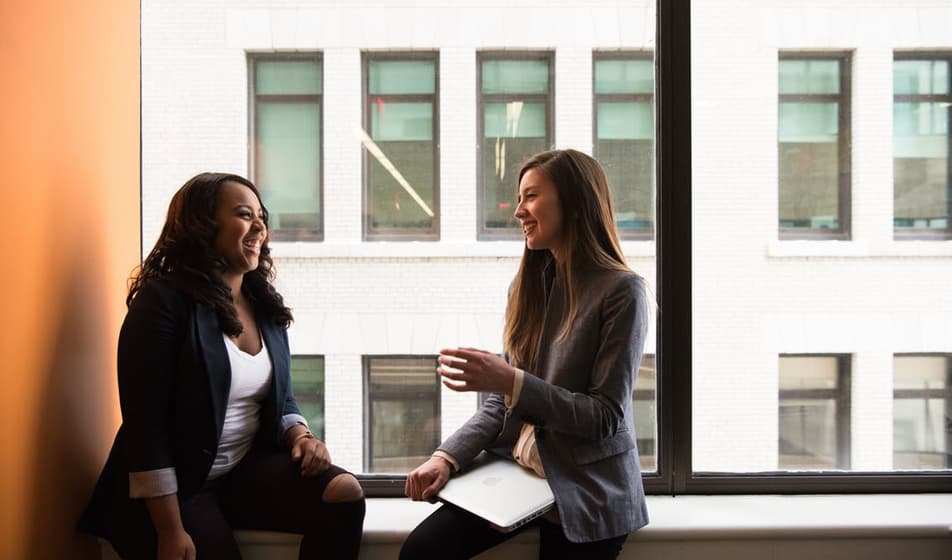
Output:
top-left (233, 494), bottom-right (952, 545)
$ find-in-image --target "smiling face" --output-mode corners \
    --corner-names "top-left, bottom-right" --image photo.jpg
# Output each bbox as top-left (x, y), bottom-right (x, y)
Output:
top-left (214, 180), bottom-right (267, 278)
top-left (515, 168), bottom-right (564, 255)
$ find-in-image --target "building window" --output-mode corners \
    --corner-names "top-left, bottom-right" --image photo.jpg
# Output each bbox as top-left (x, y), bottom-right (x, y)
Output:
top-left (364, 356), bottom-right (440, 473)
top-left (894, 355), bottom-right (952, 469)
top-left (893, 55), bottom-right (952, 239)
top-left (633, 354), bottom-right (657, 472)
top-left (778, 54), bottom-right (851, 239)
top-left (778, 355), bottom-right (851, 470)
top-left (593, 52), bottom-right (655, 239)
top-left (362, 53), bottom-right (439, 240)
top-left (291, 356), bottom-right (325, 440)
top-left (478, 52), bottom-right (553, 239)
top-left (249, 54), bottom-right (323, 241)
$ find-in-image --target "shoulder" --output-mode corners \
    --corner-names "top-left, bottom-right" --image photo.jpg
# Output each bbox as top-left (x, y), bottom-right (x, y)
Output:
top-left (128, 277), bottom-right (192, 317)
top-left (584, 268), bottom-right (645, 300)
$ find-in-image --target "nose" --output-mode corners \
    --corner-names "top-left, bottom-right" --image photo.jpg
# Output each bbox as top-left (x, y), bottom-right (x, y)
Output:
top-left (514, 199), bottom-right (526, 220)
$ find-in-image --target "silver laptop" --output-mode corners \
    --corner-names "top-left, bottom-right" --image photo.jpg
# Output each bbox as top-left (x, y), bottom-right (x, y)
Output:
top-left (437, 452), bottom-right (555, 533)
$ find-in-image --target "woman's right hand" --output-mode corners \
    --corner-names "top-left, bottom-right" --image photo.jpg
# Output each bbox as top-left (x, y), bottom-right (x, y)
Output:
top-left (405, 456), bottom-right (451, 502)
top-left (156, 527), bottom-right (195, 560)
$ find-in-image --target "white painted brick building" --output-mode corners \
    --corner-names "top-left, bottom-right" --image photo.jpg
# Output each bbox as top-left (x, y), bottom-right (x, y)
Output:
top-left (142, 0), bottom-right (951, 474)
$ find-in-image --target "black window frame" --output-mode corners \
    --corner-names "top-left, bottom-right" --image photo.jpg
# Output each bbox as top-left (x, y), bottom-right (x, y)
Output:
top-left (777, 51), bottom-right (853, 241)
top-left (361, 51), bottom-right (441, 241)
top-left (358, 0), bottom-right (952, 496)
top-left (592, 49), bottom-right (656, 241)
top-left (476, 50), bottom-right (555, 240)
top-left (247, 52), bottom-right (324, 242)
top-left (892, 52), bottom-right (952, 240)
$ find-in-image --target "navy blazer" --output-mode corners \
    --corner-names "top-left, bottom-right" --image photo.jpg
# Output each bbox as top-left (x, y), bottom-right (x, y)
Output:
top-left (79, 279), bottom-right (301, 538)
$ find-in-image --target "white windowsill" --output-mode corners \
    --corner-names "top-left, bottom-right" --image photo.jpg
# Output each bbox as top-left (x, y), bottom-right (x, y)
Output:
top-left (234, 494), bottom-right (952, 545)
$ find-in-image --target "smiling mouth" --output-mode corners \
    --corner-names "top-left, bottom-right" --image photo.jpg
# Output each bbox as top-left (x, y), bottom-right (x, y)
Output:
top-left (522, 223), bottom-right (536, 236)
top-left (243, 238), bottom-right (262, 252)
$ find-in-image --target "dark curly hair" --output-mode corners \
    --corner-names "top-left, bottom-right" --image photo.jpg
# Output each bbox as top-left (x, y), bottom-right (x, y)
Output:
top-left (128, 172), bottom-right (293, 335)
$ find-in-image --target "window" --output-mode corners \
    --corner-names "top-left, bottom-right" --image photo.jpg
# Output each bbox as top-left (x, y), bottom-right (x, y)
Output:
top-left (894, 355), bottom-right (951, 469)
top-left (362, 53), bottom-right (439, 240)
top-left (633, 354), bottom-right (657, 472)
top-left (364, 356), bottom-right (440, 473)
top-left (593, 52), bottom-right (655, 239)
top-left (778, 53), bottom-right (851, 239)
top-left (478, 52), bottom-right (553, 238)
top-left (291, 356), bottom-right (325, 440)
top-left (249, 54), bottom-right (323, 241)
top-left (893, 55), bottom-right (952, 239)
top-left (778, 355), bottom-right (851, 470)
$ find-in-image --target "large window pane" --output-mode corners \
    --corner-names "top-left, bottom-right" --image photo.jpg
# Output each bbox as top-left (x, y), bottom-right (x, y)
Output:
top-left (478, 54), bottom-right (552, 237)
top-left (893, 57), bottom-right (952, 237)
top-left (365, 357), bottom-right (440, 474)
top-left (252, 56), bottom-right (323, 240)
top-left (363, 56), bottom-right (438, 239)
top-left (691, 1), bottom-right (952, 486)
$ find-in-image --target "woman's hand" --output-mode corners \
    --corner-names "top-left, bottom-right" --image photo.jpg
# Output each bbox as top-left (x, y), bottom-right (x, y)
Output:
top-left (156, 527), bottom-right (195, 560)
top-left (290, 432), bottom-right (332, 477)
top-left (405, 456), bottom-right (452, 502)
top-left (438, 348), bottom-right (516, 395)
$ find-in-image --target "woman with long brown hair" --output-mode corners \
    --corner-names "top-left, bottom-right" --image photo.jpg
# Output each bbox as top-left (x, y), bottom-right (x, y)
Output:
top-left (402, 149), bottom-right (650, 559)
top-left (79, 173), bottom-right (365, 559)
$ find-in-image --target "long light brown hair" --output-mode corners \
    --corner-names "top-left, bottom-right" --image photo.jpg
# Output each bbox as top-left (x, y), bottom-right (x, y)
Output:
top-left (504, 149), bottom-right (631, 371)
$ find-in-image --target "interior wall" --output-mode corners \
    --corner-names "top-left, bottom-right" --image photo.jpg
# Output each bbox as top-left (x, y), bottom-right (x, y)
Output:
top-left (0, 1), bottom-right (139, 558)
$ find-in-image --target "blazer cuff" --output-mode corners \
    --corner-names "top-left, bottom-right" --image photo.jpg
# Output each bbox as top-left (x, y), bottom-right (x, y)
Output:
top-left (281, 413), bottom-right (309, 437)
top-left (129, 467), bottom-right (177, 498)
top-left (504, 368), bottom-right (525, 409)
top-left (432, 450), bottom-right (460, 472)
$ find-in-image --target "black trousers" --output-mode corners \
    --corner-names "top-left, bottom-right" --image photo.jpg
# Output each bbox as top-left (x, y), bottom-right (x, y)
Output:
top-left (399, 503), bottom-right (628, 560)
top-left (108, 444), bottom-right (365, 560)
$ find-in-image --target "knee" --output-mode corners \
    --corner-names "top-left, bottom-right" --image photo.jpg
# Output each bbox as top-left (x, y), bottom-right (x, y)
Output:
top-left (322, 473), bottom-right (364, 503)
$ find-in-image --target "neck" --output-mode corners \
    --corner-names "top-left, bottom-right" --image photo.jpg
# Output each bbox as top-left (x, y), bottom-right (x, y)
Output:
top-left (222, 272), bottom-right (243, 299)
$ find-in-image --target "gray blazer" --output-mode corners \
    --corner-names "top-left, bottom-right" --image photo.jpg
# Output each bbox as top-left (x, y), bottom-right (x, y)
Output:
top-left (439, 263), bottom-right (649, 543)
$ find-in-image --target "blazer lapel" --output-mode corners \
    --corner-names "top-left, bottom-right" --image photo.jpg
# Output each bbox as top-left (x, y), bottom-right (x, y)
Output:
top-left (194, 303), bottom-right (230, 438)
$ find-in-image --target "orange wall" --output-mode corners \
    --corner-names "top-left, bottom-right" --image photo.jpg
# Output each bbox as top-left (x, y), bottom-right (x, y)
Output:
top-left (0, 2), bottom-right (139, 559)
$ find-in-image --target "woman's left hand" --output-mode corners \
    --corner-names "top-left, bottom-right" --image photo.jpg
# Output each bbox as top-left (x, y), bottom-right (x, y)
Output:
top-left (291, 434), bottom-right (332, 477)
top-left (438, 348), bottom-right (516, 395)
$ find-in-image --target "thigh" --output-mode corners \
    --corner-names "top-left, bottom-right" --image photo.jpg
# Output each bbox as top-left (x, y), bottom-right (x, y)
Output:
top-left (218, 444), bottom-right (351, 533)
top-left (399, 503), bottom-right (529, 560)
top-left (538, 520), bottom-right (627, 560)
top-left (107, 490), bottom-right (240, 560)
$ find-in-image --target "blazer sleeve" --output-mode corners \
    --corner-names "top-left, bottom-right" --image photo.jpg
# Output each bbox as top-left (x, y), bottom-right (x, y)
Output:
top-left (510, 274), bottom-right (648, 441)
top-left (116, 281), bottom-right (189, 497)
top-left (436, 393), bottom-right (509, 469)
top-left (275, 327), bottom-right (308, 444)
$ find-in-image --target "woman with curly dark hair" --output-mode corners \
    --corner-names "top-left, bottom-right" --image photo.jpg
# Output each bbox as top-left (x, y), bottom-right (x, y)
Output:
top-left (79, 173), bottom-right (365, 559)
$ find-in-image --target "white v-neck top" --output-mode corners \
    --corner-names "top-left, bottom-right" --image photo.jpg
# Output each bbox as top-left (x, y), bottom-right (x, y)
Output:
top-left (207, 333), bottom-right (273, 479)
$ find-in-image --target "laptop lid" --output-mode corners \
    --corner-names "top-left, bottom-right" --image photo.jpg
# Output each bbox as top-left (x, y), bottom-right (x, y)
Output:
top-left (437, 452), bottom-right (555, 533)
